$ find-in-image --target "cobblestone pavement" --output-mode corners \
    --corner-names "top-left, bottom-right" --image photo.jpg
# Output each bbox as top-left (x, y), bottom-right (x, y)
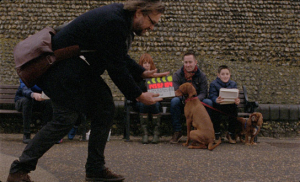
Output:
top-left (1, 134), bottom-right (300, 182)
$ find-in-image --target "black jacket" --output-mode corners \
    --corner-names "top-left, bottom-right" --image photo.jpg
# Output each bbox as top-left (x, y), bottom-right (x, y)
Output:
top-left (38, 3), bottom-right (145, 112)
top-left (172, 66), bottom-right (208, 101)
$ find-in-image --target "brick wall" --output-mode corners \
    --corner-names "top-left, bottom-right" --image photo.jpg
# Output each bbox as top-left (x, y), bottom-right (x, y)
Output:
top-left (1, 0), bottom-right (299, 104)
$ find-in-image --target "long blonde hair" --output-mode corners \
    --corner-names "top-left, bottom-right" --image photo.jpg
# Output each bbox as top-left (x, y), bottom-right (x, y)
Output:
top-left (124, 0), bottom-right (165, 15)
top-left (139, 53), bottom-right (156, 70)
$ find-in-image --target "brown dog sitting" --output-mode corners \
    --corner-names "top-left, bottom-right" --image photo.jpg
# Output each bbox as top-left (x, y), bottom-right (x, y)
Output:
top-left (175, 83), bottom-right (221, 150)
top-left (236, 112), bottom-right (263, 145)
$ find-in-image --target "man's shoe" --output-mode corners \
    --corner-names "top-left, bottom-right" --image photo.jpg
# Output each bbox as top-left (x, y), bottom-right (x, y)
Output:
top-left (7, 171), bottom-right (33, 182)
top-left (23, 133), bottom-right (31, 144)
top-left (169, 131), bottom-right (183, 144)
top-left (86, 168), bottom-right (125, 181)
top-left (68, 127), bottom-right (78, 140)
top-left (226, 133), bottom-right (236, 144)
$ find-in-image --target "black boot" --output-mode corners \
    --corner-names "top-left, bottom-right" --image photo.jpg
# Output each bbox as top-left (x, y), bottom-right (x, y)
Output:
top-left (151, 114), bottom-right (161, 144)
top-left (140, 114), bottom-right (149, 144)
top-left (23, 133), bottom-right (31, 144)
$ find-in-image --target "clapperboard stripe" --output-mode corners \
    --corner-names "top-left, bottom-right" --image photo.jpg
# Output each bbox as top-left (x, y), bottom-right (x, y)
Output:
top-left (147, 76), bottom-right (173, 85)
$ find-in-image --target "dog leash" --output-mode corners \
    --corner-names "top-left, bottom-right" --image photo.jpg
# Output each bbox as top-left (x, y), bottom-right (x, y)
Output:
top-left (184, 96), bottom-right (238, 119)
top-left (201, 101), bottom-right (239, 119)
top-left (184, 97), bottom-right (198, 102)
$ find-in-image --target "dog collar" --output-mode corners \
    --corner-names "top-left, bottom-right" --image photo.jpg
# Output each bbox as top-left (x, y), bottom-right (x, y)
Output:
top-left (185, 96), bottom-right (198, 103)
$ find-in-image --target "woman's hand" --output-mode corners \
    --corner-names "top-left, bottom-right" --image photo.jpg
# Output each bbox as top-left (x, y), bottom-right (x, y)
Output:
top-left (142, 69), bottom-right (169, 79)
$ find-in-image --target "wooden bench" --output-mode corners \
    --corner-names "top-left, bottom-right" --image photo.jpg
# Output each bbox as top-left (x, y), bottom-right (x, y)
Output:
top-left (0, 84), bottom-right (89, 140)
top-left (0, 85), bottom-right (21, 114)
top-left (123, 85), bottom-right (258, 141)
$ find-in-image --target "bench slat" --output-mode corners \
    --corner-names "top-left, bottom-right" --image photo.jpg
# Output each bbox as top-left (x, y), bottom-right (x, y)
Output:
top-left (238, 112), bottom-right (251, 117)
top-left (0, 85), bottom-right (19, 89)
top-left (0, 110), bottom-right (21, 114)
top-left (0, 95), bottom-right (16, 99)
top-left (0, 85), bottom-right (18, 114)
top-left (0, 89), bottom-right (17, 94)
top-left (0, 99), bottom-right (15, 104)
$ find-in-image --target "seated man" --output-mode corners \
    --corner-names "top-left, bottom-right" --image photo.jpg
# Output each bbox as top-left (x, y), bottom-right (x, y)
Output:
top-left (15, 79), bottom-right (53, 144)
top-left (209, 65), bottom-right (240, 144)
top-left (169, 51), bottom-right (213, 144)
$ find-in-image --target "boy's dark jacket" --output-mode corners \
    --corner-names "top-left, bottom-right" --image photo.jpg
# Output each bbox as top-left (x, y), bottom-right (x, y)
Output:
top-left (37, 3), bottom-right (145, 112)
top-left (15, 79), bottom-right (42, 102)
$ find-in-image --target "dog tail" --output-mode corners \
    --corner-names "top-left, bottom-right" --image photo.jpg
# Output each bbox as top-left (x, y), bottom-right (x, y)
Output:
top-left (208, 140), bottom-right (221, 151)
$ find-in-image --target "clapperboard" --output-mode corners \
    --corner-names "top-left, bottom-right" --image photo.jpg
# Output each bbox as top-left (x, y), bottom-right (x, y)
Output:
top-left (146, 76), bottom-right (175, 98)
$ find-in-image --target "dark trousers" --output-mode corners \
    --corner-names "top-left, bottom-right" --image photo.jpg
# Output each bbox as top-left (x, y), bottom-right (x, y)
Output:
top-left (211, 104), bottom-right (238, 134)
top-left (15, 97), bottom-right (53, 134)
top-left (10, 79), bottom-right (115, 175)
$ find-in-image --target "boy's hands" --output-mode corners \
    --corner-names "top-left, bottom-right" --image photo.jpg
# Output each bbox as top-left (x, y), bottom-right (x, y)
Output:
top-left (234, 98), bottom-right (240, 105)
top-left (216, 96), bottom-right (240, 105)
top-left (32, 93), bottom-right (46, 101)
top-left (216, 96), bottom-right (224, 104)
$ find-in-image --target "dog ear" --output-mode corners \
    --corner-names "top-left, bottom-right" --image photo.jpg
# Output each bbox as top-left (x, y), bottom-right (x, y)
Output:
top-left (187, 83), bottom-right (197, 98)
top-left (256, 112), bottom-right (263, 127)
top-left (175, 89), bottom-right (183, 96)
top-left (248, 114), bottom-right (254, 125)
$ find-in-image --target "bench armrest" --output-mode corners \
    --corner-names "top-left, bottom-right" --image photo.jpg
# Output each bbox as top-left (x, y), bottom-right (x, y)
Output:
top-left (243, 85), bottom-right (259, 113)
top-left (245, 101), bottom-right (259, 113)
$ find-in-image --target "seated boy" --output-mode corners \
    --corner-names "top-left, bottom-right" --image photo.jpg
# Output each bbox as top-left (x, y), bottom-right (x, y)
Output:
top-left (209, 65), bottom-right (240, 144)
top-left (15, 79), bottom-right (53, 144)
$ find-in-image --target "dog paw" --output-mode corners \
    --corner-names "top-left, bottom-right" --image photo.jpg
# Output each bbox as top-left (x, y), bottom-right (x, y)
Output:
top-left (182, 143), bottom-right (188, 147)
top-left (245, 143), bottom-right (251, 146)
top-left (251, 142), bottom-right (257, 145)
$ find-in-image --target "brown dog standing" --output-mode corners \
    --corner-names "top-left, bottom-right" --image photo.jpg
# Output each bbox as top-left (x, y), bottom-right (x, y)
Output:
top-left (236, 112), bottom-right (263, 145)
top-left (175, 83), bottom-right (221, 150)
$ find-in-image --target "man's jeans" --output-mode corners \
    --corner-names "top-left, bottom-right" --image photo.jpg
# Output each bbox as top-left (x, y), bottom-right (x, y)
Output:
top-left (170, 97), bottom-right (213, 132)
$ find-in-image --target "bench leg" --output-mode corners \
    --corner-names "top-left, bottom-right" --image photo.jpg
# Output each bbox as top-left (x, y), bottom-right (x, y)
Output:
top-left (81, 114), bottom-right (87, 141)
top-left (124, 106), bottom-right (131, 142)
